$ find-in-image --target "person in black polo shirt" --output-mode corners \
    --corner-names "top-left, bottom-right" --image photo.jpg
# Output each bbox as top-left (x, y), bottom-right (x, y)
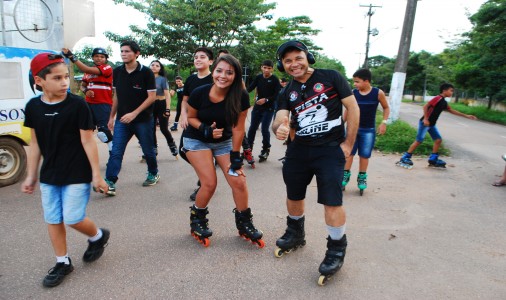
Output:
top-left (272, 41), bottom-right (360, 285)
top-left (104, 40), bottom-right (159, 194)
top-left (246, 60), bottom-right (281, 162)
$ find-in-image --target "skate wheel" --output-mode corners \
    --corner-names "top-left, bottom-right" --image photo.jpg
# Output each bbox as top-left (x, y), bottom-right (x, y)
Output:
top-left (201, 238), bottom-right (210, 247)
top-left (342, 186), bottom-right (346, 191)
top-left (318, 275), bottom-right (328, 286)
top-left (251, 164), bottom-right (255, 169)
top-left (360, 189), bottom-right (364, 196)
top-left (255, 239), bottom-right (265, 248)
top-left (274, 248), bottom-right (284, 258)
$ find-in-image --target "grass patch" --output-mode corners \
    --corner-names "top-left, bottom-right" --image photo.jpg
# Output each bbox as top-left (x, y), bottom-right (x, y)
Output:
top-left (449, 103), bottom-right (506, 125)
top-left (374, 112), bottom-right (450, 156)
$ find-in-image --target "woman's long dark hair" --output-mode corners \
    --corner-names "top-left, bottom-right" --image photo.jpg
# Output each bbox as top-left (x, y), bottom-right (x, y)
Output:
top-left (150, 59), bottom-right (166, 77)
top-left (212, 54), bottom-right (244, 126)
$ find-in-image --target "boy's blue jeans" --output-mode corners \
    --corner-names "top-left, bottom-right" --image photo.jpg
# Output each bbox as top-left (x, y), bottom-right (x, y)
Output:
top-left (106, 118), bottom-right (158, 182)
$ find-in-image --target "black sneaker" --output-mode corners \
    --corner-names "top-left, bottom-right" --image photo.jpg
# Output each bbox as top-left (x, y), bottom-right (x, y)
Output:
top-left (83, 228), bottom-right (110, 263)
top-left (42, 258), bottom-right (74, 287)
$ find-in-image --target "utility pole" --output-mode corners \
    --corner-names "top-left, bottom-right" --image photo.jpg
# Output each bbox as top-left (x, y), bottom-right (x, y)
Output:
top-left (360, 4), bottom-right (381, 69)
top-left (388, 0), bottom-right (419, 121)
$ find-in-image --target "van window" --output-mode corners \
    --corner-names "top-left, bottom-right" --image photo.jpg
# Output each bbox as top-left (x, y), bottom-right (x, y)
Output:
top-left (0, 61), bottom-right (24, 100)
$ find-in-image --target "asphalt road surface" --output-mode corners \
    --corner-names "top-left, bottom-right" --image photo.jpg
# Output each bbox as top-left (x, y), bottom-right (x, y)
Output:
top-left (1, 105), bottom-right (505, 299)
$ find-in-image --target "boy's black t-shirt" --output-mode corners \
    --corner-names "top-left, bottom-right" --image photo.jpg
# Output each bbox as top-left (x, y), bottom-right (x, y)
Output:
top-left (419, 95), bottom-right (449, 126)
top-left (24, 93), bottom-right (94, 184)
top-left (183, 73), bottom-right (213, 97)
top-left (277, 69), bottom-right (352, 146)
top-left (113, 62), bottom-right (156, 123)
top-left (247, 74), bottom-right (282, 111)
top-left (176, 86), bottom-right (184, 102)
top-left (183, 84), bottom-right (250, 143)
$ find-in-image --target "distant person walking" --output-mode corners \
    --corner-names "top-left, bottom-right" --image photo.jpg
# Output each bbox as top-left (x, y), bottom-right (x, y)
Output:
top-left (62, 47), bottom-right (114, 154)
top-left (149, 59), bottom-right (178, 158)
top-left (104, 40), bottom-right (159, 194)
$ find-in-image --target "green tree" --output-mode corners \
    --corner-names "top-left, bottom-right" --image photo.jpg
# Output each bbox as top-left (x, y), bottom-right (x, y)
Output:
top-left (368, 55), bottom-right (395, 92)
top-left (235, 16), bottom-right (322, 83)
top-left (105, 0), bottom-right (275, 72)
top-left (457, 0), bottom-right (506, 107)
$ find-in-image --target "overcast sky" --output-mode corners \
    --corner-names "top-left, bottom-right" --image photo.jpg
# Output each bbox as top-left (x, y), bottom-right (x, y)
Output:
top-left (81, 0), bottom-right (487, 77)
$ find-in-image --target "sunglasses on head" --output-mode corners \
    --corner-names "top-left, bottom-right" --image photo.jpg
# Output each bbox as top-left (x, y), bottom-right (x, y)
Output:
top-left (47, 54), bottom-right (64, 60)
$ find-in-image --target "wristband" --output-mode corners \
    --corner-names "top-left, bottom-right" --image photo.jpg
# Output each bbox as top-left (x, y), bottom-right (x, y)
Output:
top-left (381, 120), bottom-right (387, 124)
top-left (229, 151), bottom-right (243, 171)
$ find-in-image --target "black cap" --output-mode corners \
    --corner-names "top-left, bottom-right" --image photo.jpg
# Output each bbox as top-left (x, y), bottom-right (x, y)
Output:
top-left (276, 41), bottom-right (309, 60)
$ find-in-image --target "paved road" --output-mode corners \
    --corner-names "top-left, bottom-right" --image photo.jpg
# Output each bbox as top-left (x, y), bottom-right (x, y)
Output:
top-left (399, 102), bottom-right (506, 162)
top-left (1, 108), bottom-right (505, 299)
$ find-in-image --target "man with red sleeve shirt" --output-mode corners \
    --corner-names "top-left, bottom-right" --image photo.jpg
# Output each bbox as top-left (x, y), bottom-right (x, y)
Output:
top-left (62, 47), bottom-right (114, 153)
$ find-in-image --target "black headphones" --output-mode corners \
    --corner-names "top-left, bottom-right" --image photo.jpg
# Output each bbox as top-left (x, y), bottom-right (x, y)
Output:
top-left (276, 40), bottom-right (316, 72)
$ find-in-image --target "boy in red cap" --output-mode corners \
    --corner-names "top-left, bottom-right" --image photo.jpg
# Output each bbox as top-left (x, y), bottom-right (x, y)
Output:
top-left (21, 53), bottom-right (110, 288)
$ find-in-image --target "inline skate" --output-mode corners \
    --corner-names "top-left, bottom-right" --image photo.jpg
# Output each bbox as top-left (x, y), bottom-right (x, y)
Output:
top-left (318, 235), bottom-right (347, 286)
top-left (274, 216), bottom-right (306, 257)
top-left (357, 172), bottom-right (367, 196)
top-left (258, 147), bottom-right (270, 163)
top-left (233, 208), bottom-right (265, 248)
top-left (396, 152), bottom-right (413, 169)
top-left (190, 205), bottom-right (212, 247)
top-left (428, 153), bottom-right (446, 169)
top-left (342, 170), bottom-right (351, 191)
top-left (242, 148), bottom-right (255, 168)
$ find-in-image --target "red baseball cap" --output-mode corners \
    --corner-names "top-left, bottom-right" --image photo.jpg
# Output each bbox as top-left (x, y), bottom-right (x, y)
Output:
top-left (30, 53), bottom-right (65, 77)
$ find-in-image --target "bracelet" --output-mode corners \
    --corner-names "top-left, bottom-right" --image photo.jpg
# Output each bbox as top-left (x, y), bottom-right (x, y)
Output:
top-left (381, 120), bottom-right (388, 124)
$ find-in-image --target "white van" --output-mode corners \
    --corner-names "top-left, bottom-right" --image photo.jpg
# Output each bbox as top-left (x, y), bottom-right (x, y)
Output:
top-left (0, 46), bottom-right (51, 187)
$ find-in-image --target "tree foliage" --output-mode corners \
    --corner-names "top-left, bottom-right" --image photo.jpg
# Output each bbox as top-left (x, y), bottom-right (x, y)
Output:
top-left (105, 0), bottom-right (275, 71)
top-left (455, 0), bottom-right (506, 105)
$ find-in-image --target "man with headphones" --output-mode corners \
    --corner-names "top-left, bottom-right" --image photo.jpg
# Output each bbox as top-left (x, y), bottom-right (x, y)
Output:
top-left (62, 47), bottom-right (114, 155)
top-left (271, 40), bottom-right (359, 285)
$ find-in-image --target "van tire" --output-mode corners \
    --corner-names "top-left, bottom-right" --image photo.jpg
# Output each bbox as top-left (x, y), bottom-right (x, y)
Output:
top-left (0, 137), bottom-right (27, 188)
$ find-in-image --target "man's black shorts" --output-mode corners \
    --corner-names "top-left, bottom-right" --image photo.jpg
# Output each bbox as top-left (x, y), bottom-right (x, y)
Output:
top-left (282, 141), bottom-right (345, 206)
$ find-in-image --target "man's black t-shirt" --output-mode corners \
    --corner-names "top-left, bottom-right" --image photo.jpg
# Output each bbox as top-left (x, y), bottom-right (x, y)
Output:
top-left (113, 62), bottom-right (156, 123)
top-left (183, 73), bottom-right (213, 97)
top-left (278, 69), bottom-right (352, 146)
top-left (183, 84), bottom-right (250, 143)
top-left (24, 93), bottom-right (94, 184)
top-left (248, 74), bottom-right (282, 111)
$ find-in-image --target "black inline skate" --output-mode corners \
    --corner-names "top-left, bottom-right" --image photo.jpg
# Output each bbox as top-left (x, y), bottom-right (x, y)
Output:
top-left (233, 208), bottom-right (265, 248)
top-left (318, 235), bottom-right (347, 286)
top-left (258, 147), bottom-right (270, 162)
top-left (274, 216), bottom-right (306, 257)
top-left (190, 205), bottom-right (212, 247)
top-left (169, 141), bottom-right (178, 159)
top-left (428, 153), bottom-right (446, 169)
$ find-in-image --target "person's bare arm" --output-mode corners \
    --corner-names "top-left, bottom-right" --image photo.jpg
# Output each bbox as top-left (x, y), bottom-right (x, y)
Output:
top-left (447, 106), bottom-right (478, 120)
top-left (341, 95), bottom-right (359, 157)
top-left (377, 89), bottom-right (390, 135)
top-left (21, 129), bottom-right (41, 194)
top-left (81, 129), bottom-right (108, 193)
top-left (272, 109), bottom-right (290, 140)
top-left (108, 88), bottom-right (118, 131)
top-left (180, 95), bottom-right (190, 129)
